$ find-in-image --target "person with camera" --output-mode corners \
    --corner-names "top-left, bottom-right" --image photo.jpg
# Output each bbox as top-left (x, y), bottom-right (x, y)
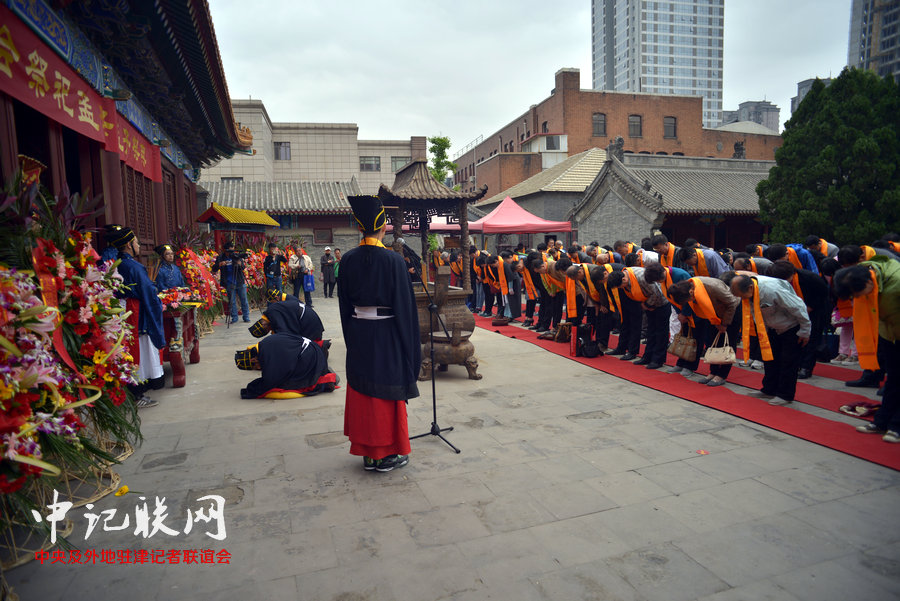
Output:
top-left (264, 242), bottom-right (288, 293)
top-left (212, 240), bottom-right (251, 324)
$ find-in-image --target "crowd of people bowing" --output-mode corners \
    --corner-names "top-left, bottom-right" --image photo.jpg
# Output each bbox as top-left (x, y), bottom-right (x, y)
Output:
top-left (435, 233), bottom-right (900, 445)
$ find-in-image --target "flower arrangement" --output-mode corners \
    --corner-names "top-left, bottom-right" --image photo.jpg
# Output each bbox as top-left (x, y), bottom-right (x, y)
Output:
top-left (157, 286), bottom-right (200, 312)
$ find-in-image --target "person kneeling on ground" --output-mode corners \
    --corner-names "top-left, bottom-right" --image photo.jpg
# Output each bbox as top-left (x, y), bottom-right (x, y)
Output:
top-left (237, 330), bottom-right (336, 399)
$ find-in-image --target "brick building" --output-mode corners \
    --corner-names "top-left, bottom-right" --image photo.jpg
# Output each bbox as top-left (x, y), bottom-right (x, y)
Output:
top-left (452, 68), bottom-right (781, 201)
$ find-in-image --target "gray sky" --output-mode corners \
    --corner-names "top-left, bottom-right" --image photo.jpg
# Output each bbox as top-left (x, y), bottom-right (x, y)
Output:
top-left (212, 0), bottom-right (851, 152)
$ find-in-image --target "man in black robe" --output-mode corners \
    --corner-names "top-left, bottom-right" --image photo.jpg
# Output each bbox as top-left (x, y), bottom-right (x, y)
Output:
top-left (338, 194), bottom-right (420, 473)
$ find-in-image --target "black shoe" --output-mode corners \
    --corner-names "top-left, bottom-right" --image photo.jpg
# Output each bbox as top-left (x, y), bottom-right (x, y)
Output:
top-left (633, 357), bottom-right (651, 365)
top-left (607, 348), bottom-right (626, 356)
top-left (878, 386), bottom-right (885, 396)
top-left (645, 362), bottom-right (662, 370)
top-left (619, 353), bottom-right (636, 361)
top-left (797, 368), bottom-right (812, 379)
top-left (535, 327), bottom-right (549, 333)
top-left (375, 454), bottom-right (409, 473)
top-left (846, 377), bottom-right (881, 388)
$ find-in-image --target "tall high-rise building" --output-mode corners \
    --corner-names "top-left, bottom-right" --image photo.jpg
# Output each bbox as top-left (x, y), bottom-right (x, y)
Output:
top-left (848, 0), bottom-right (900, 82)
top-left (591, 0), bottom-right (725, 127)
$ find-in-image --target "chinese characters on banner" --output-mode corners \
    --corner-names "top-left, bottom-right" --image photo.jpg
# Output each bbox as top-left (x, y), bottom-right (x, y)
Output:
top-left (0, 4), bottom-right (162, 182)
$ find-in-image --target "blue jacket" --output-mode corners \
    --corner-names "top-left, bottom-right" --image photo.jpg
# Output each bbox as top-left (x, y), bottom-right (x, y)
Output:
top-left (117, 251), bottom-right (165, 350)
top-left (155, 262), bottom-right (185, 292)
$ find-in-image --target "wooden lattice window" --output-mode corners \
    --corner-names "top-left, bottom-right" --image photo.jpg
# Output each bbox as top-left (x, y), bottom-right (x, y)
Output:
top-left (121, 163), bottom-right (155, 244)
top-left (163, 170), bottom-right (177, 238)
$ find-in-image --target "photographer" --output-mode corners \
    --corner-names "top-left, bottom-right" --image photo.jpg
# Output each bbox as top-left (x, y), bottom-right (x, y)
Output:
top-left (212, 240), bottom-right (251, 324)
top-left (264, 242), bottom-right (288, 293)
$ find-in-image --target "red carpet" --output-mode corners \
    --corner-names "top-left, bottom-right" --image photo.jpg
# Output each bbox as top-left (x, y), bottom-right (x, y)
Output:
top-left (474, 315), bottom-right (900, 472)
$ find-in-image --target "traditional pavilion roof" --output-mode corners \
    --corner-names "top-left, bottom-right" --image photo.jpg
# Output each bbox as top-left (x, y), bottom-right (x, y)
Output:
top-left (63, 0), bottom-right (250, 167)
top-left (377, 159), bottom-right (487, 215)
top-left (197, 202), bottom-right (280, 226)
top-left (477, 148), bottom-right (608, 207)
top-left (573, 154), bottom-right (774, 218)
top-left (201, 178), bottom-right (362, 215)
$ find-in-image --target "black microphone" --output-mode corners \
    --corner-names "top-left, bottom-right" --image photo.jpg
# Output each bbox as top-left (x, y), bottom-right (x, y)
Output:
top-left (396, 237), bottom-right (422, 265)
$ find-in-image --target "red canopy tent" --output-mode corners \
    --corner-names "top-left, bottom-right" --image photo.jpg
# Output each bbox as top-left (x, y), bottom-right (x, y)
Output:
top-left (469, 196), bottom-right (572, 233)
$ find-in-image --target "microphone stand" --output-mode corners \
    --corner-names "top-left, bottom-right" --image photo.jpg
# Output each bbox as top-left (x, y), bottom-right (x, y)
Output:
top-left (401, 242), bottom-right (460, 454)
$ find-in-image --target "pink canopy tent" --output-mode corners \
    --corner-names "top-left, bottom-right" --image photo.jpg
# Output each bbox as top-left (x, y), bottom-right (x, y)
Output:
top-left (469, 196), bottom-right (572, 233)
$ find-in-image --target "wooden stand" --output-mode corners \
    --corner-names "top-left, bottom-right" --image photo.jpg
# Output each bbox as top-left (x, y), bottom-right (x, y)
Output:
top-left (161, 306), bottom-right (200, 388)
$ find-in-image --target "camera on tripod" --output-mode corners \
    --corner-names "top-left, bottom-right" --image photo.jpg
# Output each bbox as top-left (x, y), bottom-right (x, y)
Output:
top-left (228, 249), bottom-right (250, 260)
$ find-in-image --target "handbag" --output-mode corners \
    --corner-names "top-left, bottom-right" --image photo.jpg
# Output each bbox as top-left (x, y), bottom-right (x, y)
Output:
top-left (703, 332), bottom-right (736, 365)
top-left (491, 315), bottom-right (510, 326)
top-left (554, 322), bottom-right (572, 343)
top-left (303, 273), bottom-right (315, 292)
top-left (667, 325), bottom-right (697, 362)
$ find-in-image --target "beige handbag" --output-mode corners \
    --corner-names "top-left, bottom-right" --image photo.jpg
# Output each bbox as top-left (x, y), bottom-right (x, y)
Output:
top-left (668, 325), bottom-right (697, 361)
top-left (703, 332), bottom-right (736, 365)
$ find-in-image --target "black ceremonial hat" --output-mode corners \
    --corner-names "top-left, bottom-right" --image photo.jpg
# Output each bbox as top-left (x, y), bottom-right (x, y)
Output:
top-left (234, 344), bottom-right (260, 370)
top-left (347, 195), bottom-right (386, 233)
top-left (155, 243), bottom-right (174, 256)
top-left (104, 224), bottom-right (135, 249)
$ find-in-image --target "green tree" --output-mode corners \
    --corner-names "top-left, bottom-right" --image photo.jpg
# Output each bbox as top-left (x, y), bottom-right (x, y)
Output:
top-left (428, 136), bottom-right (457, 184)
top-left (756, 67), bottom-right (900, 246)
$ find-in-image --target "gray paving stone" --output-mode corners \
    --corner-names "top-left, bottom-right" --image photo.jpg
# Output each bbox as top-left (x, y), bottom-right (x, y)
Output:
top-left (605, 542), bottom-right (730, 601)
top-left (473, 491), bottom-right (558, 533)
top-left (455, 529), bottom-right (555, 589)
top-left (585, 470), bottom-right (671, 506)
top-left (416, 473), bottom-right (496, 507)
top-left (634, 459), bottom-right (725, 494)
top-left (330, 515), bottom-right (419, 565)
top-left (530, 560), bottom-right (643, 601)
top-left (696, 580), bottom-right (802, 601)
top-left (527, 514), bottom-right (633, 566)
top-left (402, 504), bottom-right (491, 546)
top-left (772, 557), bottom-right (897, 601)
top-left (529, 480), bottom-right (618, 520)
top-left (674, 513), bottom-right (852, 587)
top-left (591, 501), bottom-right (696, 549)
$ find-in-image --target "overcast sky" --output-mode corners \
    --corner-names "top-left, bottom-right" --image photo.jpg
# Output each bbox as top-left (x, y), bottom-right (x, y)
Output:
top-left (212, 0), bottom-right (851, 153)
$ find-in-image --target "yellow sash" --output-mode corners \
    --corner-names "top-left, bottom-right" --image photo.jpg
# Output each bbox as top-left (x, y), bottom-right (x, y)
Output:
top-left (890, 241), bottom-right (900, 255)
top-left (565, 277), bottom-right (578, 318)
top-left (861, 246), bottom-right (876, 261)
top-left (498, 261), bottom-right (508, 295)
top-left (624, 268), bottom-right (648, 303)
top-left (581, 265), bottom-right (601, 301)
top-left (748, 259), bottom-right (759, 274)
top-left (853, 270), bottom-right (880, 370)
top-left (741, 278), bottom-right (774, 361)
top-left (360, 237), bottom-right (385, 248)
top-left (688, 278), bottom-right (720, 325)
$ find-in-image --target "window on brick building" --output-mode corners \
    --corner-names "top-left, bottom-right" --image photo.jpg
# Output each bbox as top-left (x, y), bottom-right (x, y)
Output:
top-left (542, 121), bottom-right (549, 133)
top-left (592, 113), bottom-right (607, 137)
top-left (360, 156), bottom-right (381, 171)
top-left (274, 142), bottom-right (291, 160)
top-left (663, 116), bottom-right (677, 139)
top-left (628, 115), bottom-right (642, 137)
top-left (391, 156), bottom-right (411, 171)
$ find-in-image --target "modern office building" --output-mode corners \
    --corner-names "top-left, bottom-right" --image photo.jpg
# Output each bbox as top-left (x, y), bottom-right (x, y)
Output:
top-left (202, 99), bottom-right (425, 195)
top-left (721, 100), bottom-right (780, 133)
top-left (791, 78), bottom-right (833, 114)
top-left (848, 0), bottom-right (900, 82)
top-left (591, 0), bottom-right (725, 127)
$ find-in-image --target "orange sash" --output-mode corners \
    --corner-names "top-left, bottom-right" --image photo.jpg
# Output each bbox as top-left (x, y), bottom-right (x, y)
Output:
top-left (890, 241), bottom-right (900, 255)
top-left (624, 268), bottom-right (648, 303)
top-left (568, 252), bottom-right (582, 264)
top-left (688, 278), bottom-right (720, 325)
top-left (498, 261), bottom-right (509, 295)
top-left (741, 278), bottom-right (774, 361)
top-left (861, 246), bottom-right (876, 261)
top-left (748, 259), bottom-right (759, 274)
top-left (659, 267), bottom-right (675, 300)
top-left (837, 297), bottom-right (853, 319)
top-left (661, 244), bottom-right (675, 267)
top-left (565, 276), bottom-right (578, 318)
top-left (522, 268), bottom-right (537, 300)
top-left (753, 246), bottom-right (764, 257)
top-left (817, 238), bottom-right (828, 257)
top-left (450, 258), bottom-right (463, 276)
top-left (602, 264), bottom-right (621, 313)
top-left (581, 265), bottom-right (601, 302)
top-left (695, 250), bottom-right (708, 276)
top-left (789, 273), bottom-right (804, 301)
top-left (852, 270), bottom-right (880, 370)
top-left (785, 247), bottom-right (803, 269)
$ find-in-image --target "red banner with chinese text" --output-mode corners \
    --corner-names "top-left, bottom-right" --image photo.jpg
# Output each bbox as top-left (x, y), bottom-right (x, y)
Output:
top-left (113, 113), bottom-right (162, 182)
top-left (0, 5), bottom-right (162, 182)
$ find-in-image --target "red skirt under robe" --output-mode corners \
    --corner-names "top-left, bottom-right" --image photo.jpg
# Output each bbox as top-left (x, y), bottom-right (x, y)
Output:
top-left (343, 386), bottom-right (410, 460)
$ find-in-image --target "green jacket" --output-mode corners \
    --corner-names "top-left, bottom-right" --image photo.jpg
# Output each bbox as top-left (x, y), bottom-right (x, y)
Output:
top-left (862, 256), bottom-right (900, 342)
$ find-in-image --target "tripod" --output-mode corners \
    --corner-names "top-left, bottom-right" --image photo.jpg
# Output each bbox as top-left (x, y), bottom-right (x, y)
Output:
top-left (402, 244), bottom-right (461, 454)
